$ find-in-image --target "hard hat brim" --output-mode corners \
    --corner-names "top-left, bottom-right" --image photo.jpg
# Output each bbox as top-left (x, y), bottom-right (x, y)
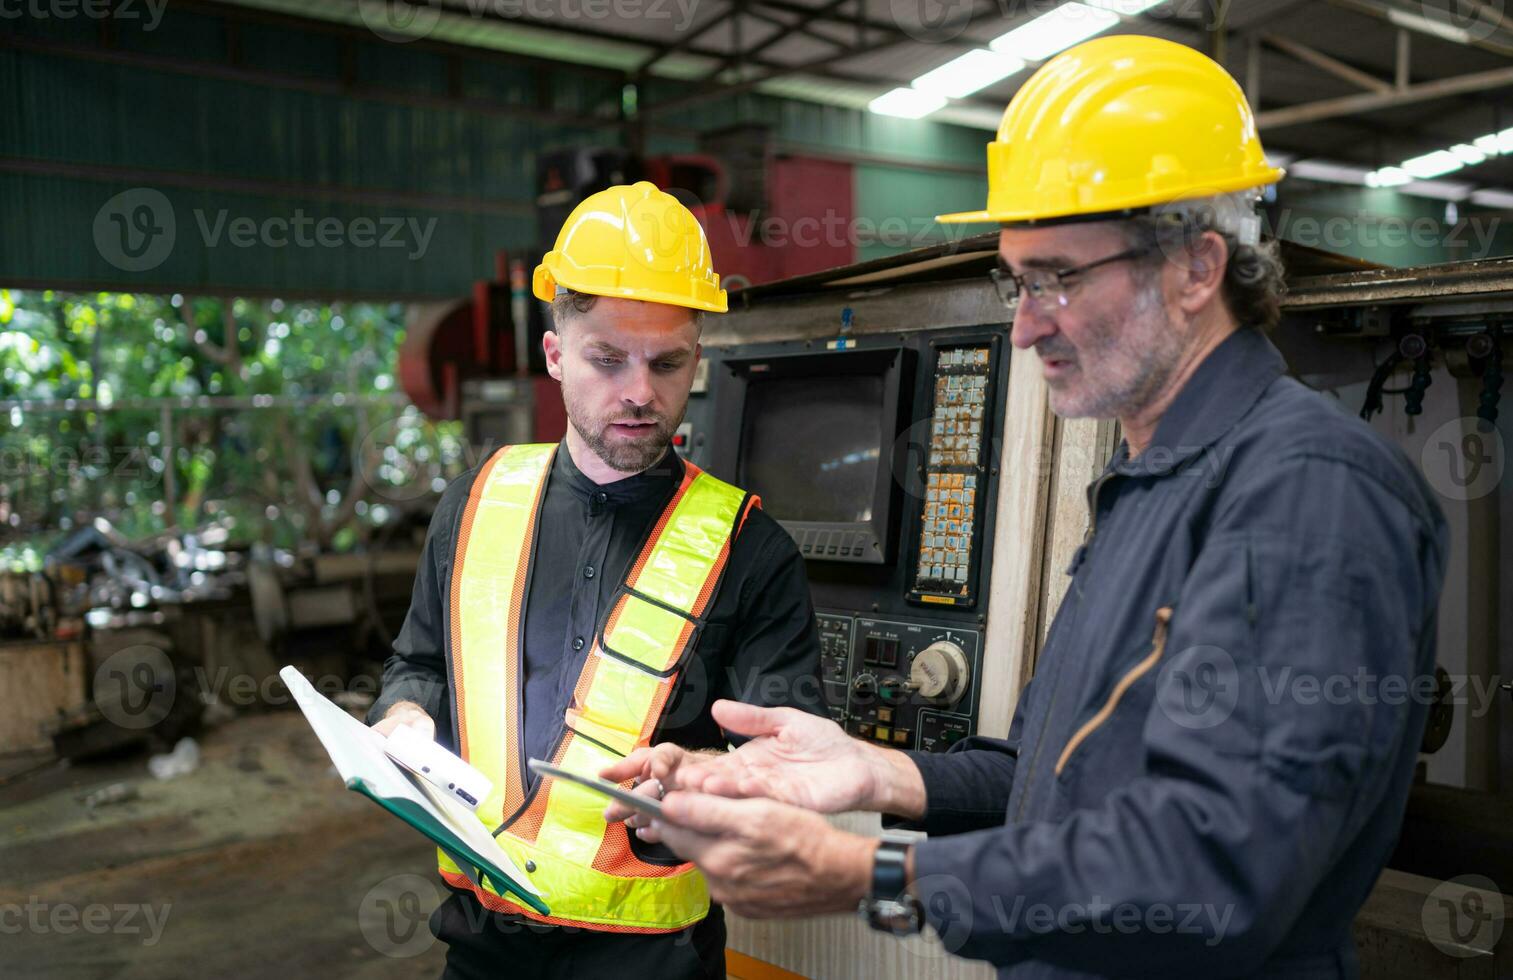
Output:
top-left (935, 168), bottom-right (1285, 228)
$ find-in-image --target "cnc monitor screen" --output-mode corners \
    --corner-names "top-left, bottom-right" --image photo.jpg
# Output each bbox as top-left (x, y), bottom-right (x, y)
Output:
top-left (714, 345), bottom-right (909, 565)
top-left (737, 375), bottom-right (884, 524)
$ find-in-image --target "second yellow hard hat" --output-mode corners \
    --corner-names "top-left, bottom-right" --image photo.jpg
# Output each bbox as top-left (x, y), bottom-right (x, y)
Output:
top-left (533, 181), bottom-right (727, 313)
top-left (938, 35), bottom-right (1285, 225)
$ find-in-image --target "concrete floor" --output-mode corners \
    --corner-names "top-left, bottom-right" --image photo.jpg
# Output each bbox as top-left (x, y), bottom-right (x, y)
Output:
top-left (1, 711), bottom-right (447, 979)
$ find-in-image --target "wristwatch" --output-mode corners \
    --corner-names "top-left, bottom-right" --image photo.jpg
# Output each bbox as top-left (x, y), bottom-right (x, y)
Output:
top-left (859, 832), bottom-right (925, 935)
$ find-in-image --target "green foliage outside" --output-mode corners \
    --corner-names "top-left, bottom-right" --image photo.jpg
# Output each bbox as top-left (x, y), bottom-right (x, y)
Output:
top-left (0, 289), bottom-right (468, 571)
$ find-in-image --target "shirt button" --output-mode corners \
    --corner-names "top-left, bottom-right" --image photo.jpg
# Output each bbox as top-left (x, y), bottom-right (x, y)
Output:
top-left (584, 565), bottom-right (596, 579)
top-left (572, 636), bottom-right (585, 651)
top-left (595, 492), bottom-right (607, 504)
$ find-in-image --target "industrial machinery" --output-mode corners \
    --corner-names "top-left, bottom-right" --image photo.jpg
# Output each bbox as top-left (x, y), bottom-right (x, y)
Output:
top-left (687, 326), bottom-right (1007, 752)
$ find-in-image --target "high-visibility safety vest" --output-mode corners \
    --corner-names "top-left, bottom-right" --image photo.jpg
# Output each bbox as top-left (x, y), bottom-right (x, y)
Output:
top-left (438, 442), bottom-right (758, 932)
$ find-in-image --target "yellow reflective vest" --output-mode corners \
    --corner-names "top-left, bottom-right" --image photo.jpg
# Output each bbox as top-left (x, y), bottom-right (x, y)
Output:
top-left (438, 443), bottom-right (758, 932)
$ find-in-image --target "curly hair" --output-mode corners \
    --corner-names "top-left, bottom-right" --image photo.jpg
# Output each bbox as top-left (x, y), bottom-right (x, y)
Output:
top-left (1117, 190), bottom-right (1287, 332)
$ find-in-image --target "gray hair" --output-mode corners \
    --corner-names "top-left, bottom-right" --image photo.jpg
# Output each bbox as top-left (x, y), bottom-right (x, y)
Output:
top-left (1118, 190), bottom-right (1286, 331)
top-left (548, 289), bottom-right (705, 334)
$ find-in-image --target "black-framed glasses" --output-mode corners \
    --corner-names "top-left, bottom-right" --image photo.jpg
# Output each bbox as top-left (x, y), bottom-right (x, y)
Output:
top-left (990, 245), bottom-right (1155, 313)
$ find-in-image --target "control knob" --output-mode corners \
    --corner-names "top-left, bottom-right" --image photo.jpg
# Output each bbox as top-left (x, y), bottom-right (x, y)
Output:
top-left (908, 641), bottom-right (970, 706)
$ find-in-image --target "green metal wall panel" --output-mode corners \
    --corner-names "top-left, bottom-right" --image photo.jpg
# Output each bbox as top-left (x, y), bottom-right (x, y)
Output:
top-left (3, 7), bottom-right (997, 297)
top-left (1272, 184), bottom-right (1513, 267)
top-left (854, 165), bottom-right (988, 263)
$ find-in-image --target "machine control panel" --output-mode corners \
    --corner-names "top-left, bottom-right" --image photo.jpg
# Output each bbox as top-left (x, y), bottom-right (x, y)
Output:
top-left (814, 613), bottom-right (980, 751)
top-left (816, 613), bottom-right (856, 724)
top-left (909, 340), bottom-right (1002, 609)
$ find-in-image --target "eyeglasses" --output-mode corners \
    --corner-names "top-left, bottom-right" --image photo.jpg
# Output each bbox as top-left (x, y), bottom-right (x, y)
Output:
top-left (990, 245), bottom-right (1155, 313)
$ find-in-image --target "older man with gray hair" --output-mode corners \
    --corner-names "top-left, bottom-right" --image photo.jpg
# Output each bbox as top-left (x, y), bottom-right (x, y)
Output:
top-left (602, 35), bottom-right (1448, 980)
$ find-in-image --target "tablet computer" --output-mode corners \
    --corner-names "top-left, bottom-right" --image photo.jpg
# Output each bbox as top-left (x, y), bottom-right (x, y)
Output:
top-left (528, 758), bottom-right (665, 819)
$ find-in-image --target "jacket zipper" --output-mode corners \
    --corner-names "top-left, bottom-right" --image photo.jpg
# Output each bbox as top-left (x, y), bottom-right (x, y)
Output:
top-left (1014, 469), bottom-right (1118, 820)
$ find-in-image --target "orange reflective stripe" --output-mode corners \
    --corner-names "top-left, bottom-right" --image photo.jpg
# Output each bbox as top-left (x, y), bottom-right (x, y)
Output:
top-left (444, 448), bottom-right (749, 931)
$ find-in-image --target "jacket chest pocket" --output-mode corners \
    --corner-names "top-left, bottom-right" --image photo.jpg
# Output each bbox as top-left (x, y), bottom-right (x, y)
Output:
top-left (1052, 607), bottom-right (1173, 790)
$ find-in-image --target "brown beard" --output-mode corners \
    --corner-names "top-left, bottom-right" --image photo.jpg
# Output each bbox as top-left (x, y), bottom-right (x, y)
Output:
top-left (566, 401), bottom-right (684, 474)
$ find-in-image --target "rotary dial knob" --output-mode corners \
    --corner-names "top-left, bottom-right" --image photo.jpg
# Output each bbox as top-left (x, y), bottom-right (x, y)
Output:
top-left (908, 641), bottom-right (970, 706)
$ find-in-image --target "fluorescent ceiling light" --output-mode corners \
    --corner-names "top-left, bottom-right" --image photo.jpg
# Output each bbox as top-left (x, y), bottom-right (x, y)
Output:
top-left (1265, 151), bottom-right (1297, 169)
top-left (1402, 150), bottom-right (1466, 179)
top-left (1288, 159), bottom-right (1373, 185)
top-left (869, 87), bottom-right (948, 119)
top-left (913, 49), bottom-right (1026, 98)
top-left (1366, 167), bottom-right (1412, 188)
top-left (991, 3), bottom-right (1120, 61)
top-left (1387, 8), bottom-right (1473, 45)
top-left (1473, 128), bottom-right (1513, 155)
top-left (1470, 188), bottom-right (1513, 208)
top-left (1450, 143), bottom-right (1487, 165)
top-left (1399, 179), bottom-right (1473, 201)
top-left (1086, 0), bottom-right (1165, 13)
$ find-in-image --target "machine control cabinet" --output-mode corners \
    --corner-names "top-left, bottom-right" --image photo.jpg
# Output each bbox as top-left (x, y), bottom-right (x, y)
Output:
top-left (689, 325), bottom-right (1010, 752)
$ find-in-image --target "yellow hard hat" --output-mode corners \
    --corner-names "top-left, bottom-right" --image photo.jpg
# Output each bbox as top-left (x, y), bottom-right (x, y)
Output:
top-left (937, 35), bottom-right (1284, 225)
top-left (533, 181), bottom-right (727, 313)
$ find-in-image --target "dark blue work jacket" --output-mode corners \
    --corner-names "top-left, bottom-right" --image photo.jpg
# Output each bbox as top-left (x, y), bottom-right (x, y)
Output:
top-left (907, 326), bottom-right (1448, 979)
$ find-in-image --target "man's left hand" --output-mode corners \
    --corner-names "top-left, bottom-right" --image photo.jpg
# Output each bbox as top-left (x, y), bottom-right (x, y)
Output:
top-left (638, 791), bottom-right (879, 918)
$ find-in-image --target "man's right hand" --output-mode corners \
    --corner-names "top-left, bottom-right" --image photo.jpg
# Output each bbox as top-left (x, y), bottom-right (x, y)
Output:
top-left (600, 699), bottom-right (925, 820)
top-left (372, 701), bottom-right (435, 742)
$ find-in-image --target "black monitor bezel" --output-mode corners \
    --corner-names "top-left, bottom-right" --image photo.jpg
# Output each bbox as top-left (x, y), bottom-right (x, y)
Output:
top-left (711, 345), bottom-right (911, 565)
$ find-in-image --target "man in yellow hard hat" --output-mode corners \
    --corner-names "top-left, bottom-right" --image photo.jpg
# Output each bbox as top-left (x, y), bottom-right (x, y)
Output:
top-left (603, 37), bottom-right (1448, 977)
top-left (368, 181), bottom-right (823, 978)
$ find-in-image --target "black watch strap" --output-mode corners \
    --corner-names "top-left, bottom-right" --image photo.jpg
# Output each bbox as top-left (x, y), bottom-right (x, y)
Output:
top-left (871, 840), bottom-right (910, 902)
top-left (861, 838), bottom-right (924, 935)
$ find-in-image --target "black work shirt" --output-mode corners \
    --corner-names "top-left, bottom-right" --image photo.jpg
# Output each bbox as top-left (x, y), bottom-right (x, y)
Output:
top-left (370, 442), bottom-right (824, 775)
top-left (904, 327), bottom-right (1448, 979)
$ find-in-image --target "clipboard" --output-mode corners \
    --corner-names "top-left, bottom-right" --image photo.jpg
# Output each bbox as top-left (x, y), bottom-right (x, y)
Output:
top-left (280, 666), bottom-right (549, 915)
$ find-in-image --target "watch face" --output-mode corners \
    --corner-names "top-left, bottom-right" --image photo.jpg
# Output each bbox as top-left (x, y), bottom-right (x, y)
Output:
top-left (864, 898), bottom-right (923, 936)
